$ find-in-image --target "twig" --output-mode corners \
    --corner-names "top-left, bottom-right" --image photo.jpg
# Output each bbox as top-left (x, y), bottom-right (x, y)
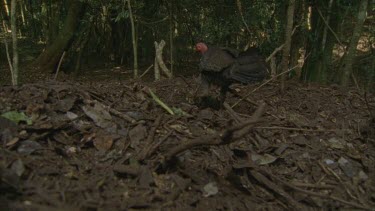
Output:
top-left (316, 8), bottom-right (344, 47)
top-left (107, 107), bottom-right (136, 123)
top-left (236, 0), bottom-right (252, 36)
top-left (325, 165), bottom-right (359, 201)
top-left (140, 64), bottom-right (154, 78)
top-left (136, 115), bottom-right (162, 160)
top-left (318, 161), bottom-right (331, 176)
top-left (3, 38), bottom-right (14, 83)
top-left (54, 51), bottom-right (66, 80)
top-left (291, 181), bottom-right (336, 189)
top-left (233, 52), bottom-right (311, 108)
top-left (351, 73), bottom-right (360, 92)
top-left (266, 44), bottom-right (284, 62)
top-left (223, 102), bottom-right (242, 123)
top-left (84, 99), bottom-right (136, 123)
top-left (254, 126), bottom-right (352, 133)
top-left (249, 169), bottom-right (304, 209)
top-left (364, 92), bottom-right (374, 119)
top-left (231, 65), bottom-right (299, 108)
top-left (136, 15), bottom-right (169, 25)
top-left (148, 130), bottom-right (173, 160)
top-left (273, 175), bottom-right (373, 210)
top-left (266, 26), bottom-right (298, 62)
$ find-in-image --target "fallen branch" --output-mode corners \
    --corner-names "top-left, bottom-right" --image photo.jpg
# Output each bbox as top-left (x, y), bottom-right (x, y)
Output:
top-left (136, 115), bottom-right (163, 160)
top-left (164, 103), bottom-right (265, 161)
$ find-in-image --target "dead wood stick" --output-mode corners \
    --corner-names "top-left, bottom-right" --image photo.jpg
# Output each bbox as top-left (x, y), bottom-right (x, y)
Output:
top-left (164, 103), bottom-right (265, 161)
top-left (316, 8), bottom-right (344, 47)
top-left (272, 174), bottom-right (373, 211)
top-left (54, 51), bottom-right (66, 80)
top-left (266, 44), bottom-right (284, 62)
top-left (254, 126), bottom-right (352, 133)
top-left (257, 166), bottom-right (372, 210)
top-left (364, 92), bottom-right (374, 119)
top-left (154, 40), bottom-right (172, 78)
top-left (249, 169), bottom-right (304, 209)
top-left (231, 65), bottom-right (299, 108)
top-left (265, 26), bottom-right (298, 62)
top-left (3, 38), bottom-right (14, 83)
top-left (108, 107), bottom-right (136, 124)
top-left (148, 131), bottom-right (172, 157)
top-left (232, 52), bottom-right (312, 109)
top-left (291, 182), bottom-right (336, 189)
top-left (136, 115), bottom-right (163, 160)
top-left (223, 102), bottom-right (242, 123)
top-left (84, 99), bottom-right (136, 123)
top-left (140, 64), bottom-right (154, 78)
top-left (324, 164), bottom-right (359, 201)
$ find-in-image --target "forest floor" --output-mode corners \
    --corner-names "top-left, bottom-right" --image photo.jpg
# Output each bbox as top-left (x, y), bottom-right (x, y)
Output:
top-left (1, 71), bottom-right (375, 210)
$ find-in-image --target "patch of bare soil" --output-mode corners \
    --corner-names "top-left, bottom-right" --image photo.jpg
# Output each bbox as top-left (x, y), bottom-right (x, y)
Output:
top-left (0, 77), bottom-right (374, 210)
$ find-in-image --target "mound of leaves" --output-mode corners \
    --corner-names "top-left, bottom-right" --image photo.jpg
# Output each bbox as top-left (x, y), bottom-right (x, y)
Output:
top-left (0, 79), bottom-right (374, 210)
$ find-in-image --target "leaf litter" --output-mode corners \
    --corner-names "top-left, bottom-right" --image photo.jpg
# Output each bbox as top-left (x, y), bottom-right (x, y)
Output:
top-left (0, 78), bottom-right (374, 210)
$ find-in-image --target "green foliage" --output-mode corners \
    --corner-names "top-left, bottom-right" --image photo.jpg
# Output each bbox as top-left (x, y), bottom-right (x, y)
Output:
top-left (1, 111), bottom-right (32, 125)
top-left (2, 0), bottom-right (372, 88)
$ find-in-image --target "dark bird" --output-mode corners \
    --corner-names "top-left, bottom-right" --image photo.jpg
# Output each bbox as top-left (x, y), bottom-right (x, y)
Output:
top-left (195, 42), bottom-right (268, 108)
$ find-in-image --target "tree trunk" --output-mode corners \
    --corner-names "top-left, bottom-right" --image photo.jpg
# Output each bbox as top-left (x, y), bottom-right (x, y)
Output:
top-left (340, 0), bottom-right (369, 86)
top-left (19, 0), bottom-right (26, 30)
top-left (280, 0), bottom-right (295, 92)
top-left (289, 0), bottom-right (307, 78)
top-left (44, 1), bottom-right (60, 46)
top-left (27, 0), bottom-right (38, 39)
top-left (127, 0), bottom-right (138, 78)
top-left (33, 0), bottom-right (85, 72)
top-left (1, 0), bottom-right (10, 32)
top-left (169, 0), bottom-right (174, 75)
top-left (154, 40), bottom-right (172, 79)
top-left (301, 1), bottom-right (339, 83)
top-left (10, 0), bottom-right (18, 85)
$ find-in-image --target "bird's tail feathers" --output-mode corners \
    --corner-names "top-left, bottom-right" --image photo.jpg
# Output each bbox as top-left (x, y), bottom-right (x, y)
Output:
top-left (230, 62), bottom-right (267, 84)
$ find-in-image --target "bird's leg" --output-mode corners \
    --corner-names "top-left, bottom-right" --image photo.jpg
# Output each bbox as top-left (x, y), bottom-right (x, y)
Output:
top-left (218, 85), bottom-right (229, 107)
top-left (200, 79), bottom-right (210, 97)
top-left (195, 76), bottom-right (215, 108)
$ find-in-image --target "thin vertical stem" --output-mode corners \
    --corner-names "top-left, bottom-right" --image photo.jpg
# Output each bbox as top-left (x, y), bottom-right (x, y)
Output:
top-left (280, 0), bottom-right (295, 93)
top-left (11, 0), bottom-right (18, 85)
top-left (127, 0), bottom-right (138, 78)
top-left (169, 1), bottom-right (174, 75)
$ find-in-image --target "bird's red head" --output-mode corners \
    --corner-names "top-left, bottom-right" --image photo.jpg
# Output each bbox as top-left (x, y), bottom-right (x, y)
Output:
top-left (195, 42), bottom-right (208, 53)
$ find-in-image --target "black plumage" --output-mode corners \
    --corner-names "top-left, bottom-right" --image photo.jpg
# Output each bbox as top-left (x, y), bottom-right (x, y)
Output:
top-left (196, 42), bottom-right (268, 107)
